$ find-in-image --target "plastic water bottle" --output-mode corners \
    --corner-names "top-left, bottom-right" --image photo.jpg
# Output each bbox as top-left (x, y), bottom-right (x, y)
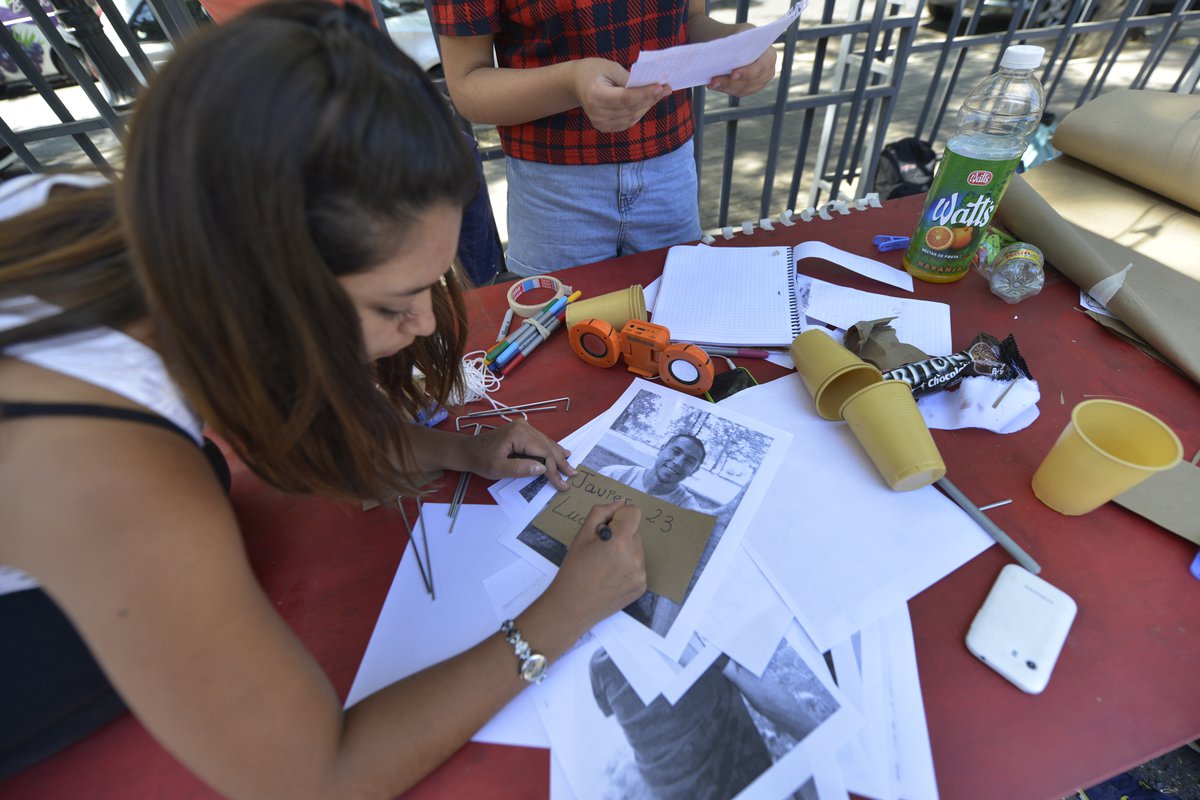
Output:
top-left (989, 242), bottom-right (1045, 303)
top-left (903, 45), bottom-right (1046, 283)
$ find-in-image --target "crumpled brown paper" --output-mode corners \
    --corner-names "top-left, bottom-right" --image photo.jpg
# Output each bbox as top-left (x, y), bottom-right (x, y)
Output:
top-left (842, 317), bottom-right (929, 371)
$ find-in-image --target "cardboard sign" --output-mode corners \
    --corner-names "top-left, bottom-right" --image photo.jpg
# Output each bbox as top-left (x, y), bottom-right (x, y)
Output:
top-left (530, 466), bottom-right (716, 604)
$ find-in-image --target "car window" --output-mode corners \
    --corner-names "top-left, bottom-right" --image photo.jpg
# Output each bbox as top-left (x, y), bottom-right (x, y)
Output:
top-left (127, 0), bottom-right (209, 42)
top-left (379, 0), bottom-right (425, 19)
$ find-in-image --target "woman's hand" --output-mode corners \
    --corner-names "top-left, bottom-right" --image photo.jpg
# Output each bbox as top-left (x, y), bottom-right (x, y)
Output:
top-left (542, 503), bottom-right (647, 628)
top-left (465, 420), bottom-right (575, 490)
top-left (572, 58), bottom-right (670, 133)
top-left (708, 43), bottom-right (777, 97)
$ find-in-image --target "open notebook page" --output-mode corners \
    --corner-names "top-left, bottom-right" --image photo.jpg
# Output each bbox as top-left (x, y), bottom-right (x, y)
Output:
top-left (651, 244), bottom-right (801, 347)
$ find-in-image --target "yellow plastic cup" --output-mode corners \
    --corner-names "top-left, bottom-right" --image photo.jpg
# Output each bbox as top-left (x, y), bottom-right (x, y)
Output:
top-left (814, 363), bottom-right (884, 421)
top-left (1031, 399), bottom-right (1182, 516)
top-left (839, 380), bottom-right (947, 491)
top-left (790, 329), bottom-right (883, 420)
top-left (564, 285), bottom-right (647, 330)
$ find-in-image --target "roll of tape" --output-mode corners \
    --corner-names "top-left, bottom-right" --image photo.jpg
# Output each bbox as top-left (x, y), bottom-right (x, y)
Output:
top-left (507, 276), bottom-right (567, 318)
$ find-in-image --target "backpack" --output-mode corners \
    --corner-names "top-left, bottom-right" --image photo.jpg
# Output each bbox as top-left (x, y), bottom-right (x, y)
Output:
top-left (874, 137), bottom-right (938, 200)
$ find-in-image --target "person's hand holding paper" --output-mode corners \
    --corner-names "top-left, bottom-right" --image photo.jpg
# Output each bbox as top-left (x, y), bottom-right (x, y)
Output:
top-left (626, 1), bottom-right (807, 92)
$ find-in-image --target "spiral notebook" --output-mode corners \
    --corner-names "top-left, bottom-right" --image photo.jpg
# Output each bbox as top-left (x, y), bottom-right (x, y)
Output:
top-left (651, 244), bottom-right (805, 347)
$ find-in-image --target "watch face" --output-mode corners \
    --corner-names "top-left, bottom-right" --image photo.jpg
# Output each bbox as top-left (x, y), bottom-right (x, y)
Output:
top-left (520, 653), bottom-right (548, 683)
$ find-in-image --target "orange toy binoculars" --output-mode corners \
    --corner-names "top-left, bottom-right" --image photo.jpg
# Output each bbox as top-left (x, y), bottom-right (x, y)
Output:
top-left (568, 318), bottom-right (714, 397)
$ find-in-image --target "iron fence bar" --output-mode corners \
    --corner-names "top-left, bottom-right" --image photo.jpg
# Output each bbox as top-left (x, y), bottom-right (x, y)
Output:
top-left (786, 0), bottom-right (836, 211)
top-left (13, 115), bottom-right (125, 140)
top-left (21, 0), bottom-right (128, 137)
top-left (827, 0), bottom-right (886, 200)
top-left (1131, 0), bottom-right (1188, 90)
top-left (714, 0), bottom-right (753, 229)
top-left (95, 0), bottom-right (156, 82)
top-left (855, 1), bottom-right (922, 202)
top-left (0, 115), bottom-right (44, 173)
top-left (757, 17), bottom-right (802, 219)
top-left (143, 0), bottom-right (200, 41)
top-left (693, 85), bottom-right (707, 203)
top-left (0, 22), bottom-right (114, 172)
top-left (1075, 0), bottom-right (1142, 106)
top-left (1172, 36), bottom-right (1200, 92)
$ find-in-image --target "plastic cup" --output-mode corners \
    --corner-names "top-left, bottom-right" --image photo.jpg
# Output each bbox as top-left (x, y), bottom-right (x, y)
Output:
top-left (564, 285), bottom-right (647, 330)
top-left (814, 363), bottom-right (884, 421)
top-left (1031, 399), bottom-right (1182, 516)
top-left (839, 380), bottom-right (946, 491)
top-left (789, 329), bottom-right (882, 420)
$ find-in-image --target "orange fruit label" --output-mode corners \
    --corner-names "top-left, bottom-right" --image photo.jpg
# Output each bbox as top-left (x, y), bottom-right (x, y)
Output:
top-left (903, 149), bottom-right (1020, 282)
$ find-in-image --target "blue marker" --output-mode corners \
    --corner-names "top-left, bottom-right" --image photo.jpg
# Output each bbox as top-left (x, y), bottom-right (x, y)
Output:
top-left (494, 293), bottom-right (571, 368)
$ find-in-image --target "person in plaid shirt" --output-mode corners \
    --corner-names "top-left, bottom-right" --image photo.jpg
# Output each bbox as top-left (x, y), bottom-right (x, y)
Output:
top-left (431, 0), bottom-right (778, 276)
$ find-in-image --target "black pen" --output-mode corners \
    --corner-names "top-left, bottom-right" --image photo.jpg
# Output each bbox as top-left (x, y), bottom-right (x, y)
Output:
top-left (507, 452), bottom-right (547, 466)
top-left (597, 524), bottom-right (613, 541)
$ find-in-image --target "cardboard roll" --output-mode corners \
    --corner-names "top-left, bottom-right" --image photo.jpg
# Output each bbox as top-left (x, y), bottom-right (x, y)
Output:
top-left (568, 318), bottom-right (714, 396)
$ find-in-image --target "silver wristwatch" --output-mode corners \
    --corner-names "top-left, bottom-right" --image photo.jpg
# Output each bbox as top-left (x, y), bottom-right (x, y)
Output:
top-left (500, 619), bottom-right (548, 684)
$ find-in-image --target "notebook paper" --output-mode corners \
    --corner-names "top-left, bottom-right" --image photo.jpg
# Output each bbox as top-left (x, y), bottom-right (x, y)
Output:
top-left (651, 244), bottom-right (803, 347)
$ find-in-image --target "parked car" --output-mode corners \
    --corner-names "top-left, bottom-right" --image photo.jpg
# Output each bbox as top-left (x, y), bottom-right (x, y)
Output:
top-left (926, 0), bottom-right (1193, 27)
top-left (382, 0), bottom-right (441, 75)
top-left (70, 0), bottom-right (440, 87)
top-left (0, 0), bottom-right (78, 93)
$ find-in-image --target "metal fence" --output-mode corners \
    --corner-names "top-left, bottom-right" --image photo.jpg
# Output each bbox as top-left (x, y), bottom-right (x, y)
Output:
top-left (2, 0), bottom-right (1198, 231)
top-left (694, 0), bottom-right (1199, 231)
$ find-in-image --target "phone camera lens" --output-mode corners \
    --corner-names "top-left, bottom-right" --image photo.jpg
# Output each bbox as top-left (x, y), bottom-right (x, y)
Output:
top-left (1026, 660), bottom-right (1037, 670)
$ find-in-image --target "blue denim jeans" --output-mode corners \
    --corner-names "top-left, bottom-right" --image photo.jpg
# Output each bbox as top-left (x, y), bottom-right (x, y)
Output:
top-left (504, 139), bottom-right (701, 277)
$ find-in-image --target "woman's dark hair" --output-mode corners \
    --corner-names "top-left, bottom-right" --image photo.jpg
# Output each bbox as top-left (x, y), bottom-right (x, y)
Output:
top-left (0, 0), bottom-right (478, 502)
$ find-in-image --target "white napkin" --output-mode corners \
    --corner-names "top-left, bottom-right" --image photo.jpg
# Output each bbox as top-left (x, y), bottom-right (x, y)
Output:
top-left (917, 376), bottom-right (1040, 434)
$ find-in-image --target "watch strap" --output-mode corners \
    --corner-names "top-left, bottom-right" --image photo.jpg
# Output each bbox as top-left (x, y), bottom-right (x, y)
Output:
top-left (501, 619), bottom-right (547, 684)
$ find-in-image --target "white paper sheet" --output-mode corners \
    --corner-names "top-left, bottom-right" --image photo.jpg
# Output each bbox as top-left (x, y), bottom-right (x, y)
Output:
top-left (482, 557), bottom-right (552, 622)
top-left (627, 1), bottom-right (807, 90)
top-left (836, 606), bottom-right (939, 800)
top-left (536, 626), bottom-right (860, 800)
top-left (805, 277), bottom-right (952, 357)
top-left (499, 379), bottom-right (793, 662)
top-left (695, 546), bottom-right (795, 677)
top-left (720, 376), bottom-right (993, 650)
top-left (733, 623), bottom-right (863, 800)
top-left (590, 626), bottom-right (723, 706)
top-left (793, 241), bottom-right (914, 292)
top-left (833, 632), bottom-right (893, 800)
top-left (345, 504), bottom-right (548, 749)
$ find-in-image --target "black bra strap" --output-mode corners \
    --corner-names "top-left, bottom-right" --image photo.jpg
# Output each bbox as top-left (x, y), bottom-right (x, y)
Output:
top-left (0, 401), bottom-right (231, 493)
top-left (0, 401), bottom-right (196, 445)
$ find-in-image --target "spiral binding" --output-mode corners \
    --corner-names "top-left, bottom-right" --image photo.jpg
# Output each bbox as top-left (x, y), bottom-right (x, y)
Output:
top-left (785, 266), bottom-right (802, 338)
top-left (700, 193), bottom-right (883, 245)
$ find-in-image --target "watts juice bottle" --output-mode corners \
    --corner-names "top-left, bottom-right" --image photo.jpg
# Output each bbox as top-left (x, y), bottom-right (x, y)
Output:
top-left (903, 45), bottom-right (1046, 283)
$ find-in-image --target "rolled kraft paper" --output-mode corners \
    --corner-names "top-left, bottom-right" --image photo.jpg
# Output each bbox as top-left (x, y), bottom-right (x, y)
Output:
top-left (1050, 89), bottom-right (1200, 214)
top-left (565, 285), bottom-right (647, 330)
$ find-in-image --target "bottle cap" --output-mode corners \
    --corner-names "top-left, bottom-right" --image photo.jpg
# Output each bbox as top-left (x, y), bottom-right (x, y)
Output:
top-left (1001, 45), bottom-right (1045, 71)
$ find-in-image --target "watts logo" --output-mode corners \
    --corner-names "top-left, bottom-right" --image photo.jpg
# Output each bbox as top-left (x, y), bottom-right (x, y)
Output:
top-left (967, 170), bottom-right (993, 186)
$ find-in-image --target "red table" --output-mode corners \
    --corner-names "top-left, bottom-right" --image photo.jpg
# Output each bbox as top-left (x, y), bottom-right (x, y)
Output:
top-left (4, 195), bottom-right (1198, 800)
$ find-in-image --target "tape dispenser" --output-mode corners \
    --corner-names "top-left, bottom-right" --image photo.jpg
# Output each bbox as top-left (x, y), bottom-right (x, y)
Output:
top-left (568, 318), bottom-right (714, 397)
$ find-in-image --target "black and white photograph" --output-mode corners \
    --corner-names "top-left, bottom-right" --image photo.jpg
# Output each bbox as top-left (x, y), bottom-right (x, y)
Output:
top-left (535, 625), bottom-right (861, 800)
top-left (500, 380), bottom-right (791, 658)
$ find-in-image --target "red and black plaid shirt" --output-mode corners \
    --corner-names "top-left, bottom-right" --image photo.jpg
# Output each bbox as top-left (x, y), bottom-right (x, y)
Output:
top-left (431, 0), bottom-right (694, 165)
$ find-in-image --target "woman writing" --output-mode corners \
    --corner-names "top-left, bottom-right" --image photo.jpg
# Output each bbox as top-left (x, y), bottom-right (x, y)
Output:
top-left (0, 2), bottom-right (646, 796)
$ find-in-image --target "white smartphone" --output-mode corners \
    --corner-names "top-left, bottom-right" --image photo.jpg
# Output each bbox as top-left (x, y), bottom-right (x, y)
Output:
top-left (965, 564), bottom-right (1077, 694)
